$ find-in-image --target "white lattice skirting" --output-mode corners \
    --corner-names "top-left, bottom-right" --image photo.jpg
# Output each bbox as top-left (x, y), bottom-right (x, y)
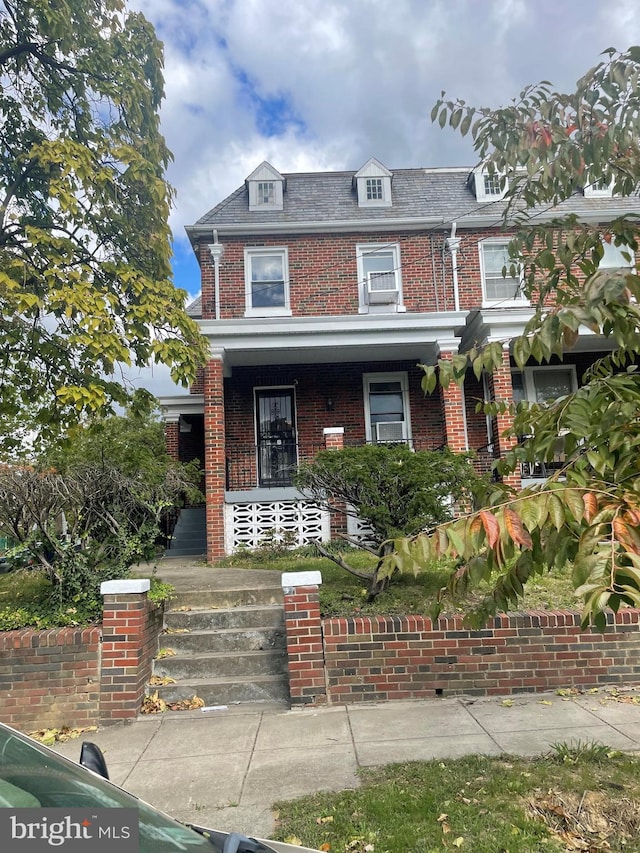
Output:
top-left (224, 500), bottom-right (331, 552)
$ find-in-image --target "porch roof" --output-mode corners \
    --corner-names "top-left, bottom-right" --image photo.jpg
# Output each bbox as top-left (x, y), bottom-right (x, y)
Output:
top-left (199, 311), bottom-right (468, 373)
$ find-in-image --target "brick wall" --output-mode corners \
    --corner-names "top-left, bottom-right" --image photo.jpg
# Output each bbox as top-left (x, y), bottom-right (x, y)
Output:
top-left (0, 628), bottom-right (101, 730)
top-left (0, 582), bottom-right (164, 732)
top-left (282, 579), bottom-right (640, 705)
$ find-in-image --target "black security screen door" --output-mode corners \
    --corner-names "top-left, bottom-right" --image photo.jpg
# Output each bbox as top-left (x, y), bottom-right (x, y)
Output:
top-left (255, 389), bottom-right (297, 486)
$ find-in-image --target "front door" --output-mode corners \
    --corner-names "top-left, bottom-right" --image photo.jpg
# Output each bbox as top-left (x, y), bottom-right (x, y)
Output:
top-left (255, 389), bottom-right (297, 486)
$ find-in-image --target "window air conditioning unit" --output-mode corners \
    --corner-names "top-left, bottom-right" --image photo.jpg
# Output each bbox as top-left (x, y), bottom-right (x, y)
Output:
top-left (366, 271), bottom-right (398, 304)
top-left (375, 421), bottom-right (405, 442)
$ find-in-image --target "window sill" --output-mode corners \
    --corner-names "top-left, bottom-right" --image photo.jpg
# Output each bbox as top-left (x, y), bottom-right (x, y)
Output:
top-left (244, 308), bottom-right (293, 318)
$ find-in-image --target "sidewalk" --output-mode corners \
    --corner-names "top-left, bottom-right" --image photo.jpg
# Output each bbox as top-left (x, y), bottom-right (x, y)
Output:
top-left (52, 688), bottom-right (640, 840)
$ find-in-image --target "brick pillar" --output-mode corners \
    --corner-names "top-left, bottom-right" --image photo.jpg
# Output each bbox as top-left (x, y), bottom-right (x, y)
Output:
top-left (488, 348), bottom-right (521, 491)
top-left (323, 427), bottom-right (344, 450)
top-left (204, 356), bottom-right (226, 561)
top-left (100, 579), bottom-right (163, 723)
top-left (282, 571), bottom-right (327, 707)
top-left (439, 351), bottom-right (468, 452)
top-left (165, 420), bottom-right (180, 462)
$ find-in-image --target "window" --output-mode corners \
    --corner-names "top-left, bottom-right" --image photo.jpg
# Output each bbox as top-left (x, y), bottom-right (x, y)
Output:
top-left (473, 167), bottom-right (508, 202)
top-left (356, 243), bottom-right (404, 313)
top-left (479, 240), bottom-right (525, 304)
top-left (584, 176), bottom-right (613, 197)
top-left (364, 372), bottom-right (411, 443)
top-left (244, 248), bottom-right (291, 316)
top-left (366, 178), bottom-right (383, 200)
top-left (598, 239), bottom-right (635, 270)
top-left (257, 182), bottom-right (275, 205)
top-left (512, 366), bottom-right (577, 404)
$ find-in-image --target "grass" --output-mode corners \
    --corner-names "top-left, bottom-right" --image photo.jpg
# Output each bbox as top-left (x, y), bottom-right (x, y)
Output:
top-left (273, 748), bottom-right (640, 852)
top-left (218, 546), bottom-right (579, 618)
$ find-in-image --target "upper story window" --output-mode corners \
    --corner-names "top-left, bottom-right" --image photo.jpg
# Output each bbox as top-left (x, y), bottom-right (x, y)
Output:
top-left (584, 176), bottom-right (613, 198)
top-left (366, 178), bottom-right (383, 200)
top-left (479, 240), bottom-right (526, 306)
top-left (246, 161), bottom-right (284, 211)
top-left (473, 166), bottom-right (508, 202)
top-left (257, 182), bottom-right (275, 205)
top-left (244, 247), bottom-right (291, 317)
top-left (598, 239), bottom-right (635, 269)
top-left (512, 366), bottom-right (577, 405)
top-left (354, 158), bottom-right (393, 207)
top-left (356, 243), bottom-right (404, 314)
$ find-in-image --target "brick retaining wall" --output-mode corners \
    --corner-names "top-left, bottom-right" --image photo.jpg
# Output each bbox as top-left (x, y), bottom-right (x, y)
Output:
top-left (0, 580), bottom-right (164, 732)
top-left (282, 575), bottom-right (640, 706)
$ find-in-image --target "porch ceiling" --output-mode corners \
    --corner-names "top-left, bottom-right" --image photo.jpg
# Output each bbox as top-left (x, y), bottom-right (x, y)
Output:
top-left (200, 311), bottom-right (468, 371)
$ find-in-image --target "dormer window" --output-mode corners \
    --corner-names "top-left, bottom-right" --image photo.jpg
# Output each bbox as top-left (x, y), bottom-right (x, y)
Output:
top-left (584, 176), bottom-right (613, 198)
top-left (246, 162), bottom-right (284, 211)
top-left (473, 166), bottom-right (508, 202)
top-left (354, 158), bottom-right (393, 208)
top-left (257, 182), bottom-right (275, 205)
top-left (366, 178), bottom-right (383, 201)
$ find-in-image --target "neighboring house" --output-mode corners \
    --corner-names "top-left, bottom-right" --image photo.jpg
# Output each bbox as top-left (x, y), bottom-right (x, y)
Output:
top-left (161, 158), bottom-right (637, 561)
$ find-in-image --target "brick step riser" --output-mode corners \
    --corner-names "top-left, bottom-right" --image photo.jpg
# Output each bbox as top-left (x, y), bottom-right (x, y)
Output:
top-left (161, 629), bottom-right (285, 655)
top-left (169, 589), bottom-right (284, 609)
top-left (165, 606), bottom-right (284, 631)
top-left (153, 678), bottom-right (290, 706)
top-left (154, 650), bottom-right (287, 680)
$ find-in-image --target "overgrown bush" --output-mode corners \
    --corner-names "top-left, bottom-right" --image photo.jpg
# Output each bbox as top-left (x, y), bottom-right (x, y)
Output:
top-left (295, 444), bottom-right (487, 597)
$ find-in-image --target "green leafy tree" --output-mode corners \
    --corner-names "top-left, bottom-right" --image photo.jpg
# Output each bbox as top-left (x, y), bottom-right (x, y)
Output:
top-left (295, 444), bottom-right (485, 597)
top-left (387, 47), bottom-right (640, 629)
top-left (0, 0), bottom-right (208, 452)
top-left (0, 411), bottom-right (201, 614)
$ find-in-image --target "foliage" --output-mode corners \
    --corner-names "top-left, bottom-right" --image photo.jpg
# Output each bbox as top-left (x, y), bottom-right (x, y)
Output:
top-left (0, 411), bottom-right (200, 610)
top-left (0, 569), bottom-right (99, 629)
top-left (390, 47), bottom-right (640, 629)
top-left (147, 577), bottom-right (174, 606)
top-left (0, 0), bottom-right (208, 452)
top-left (216, 546), bottom-right (577, 618)
top-left (296, 444), bottom-right (484, 543)
top-left (295, 444), bottom-right (485, 597)
top-left (274, 750), bottom-right (640, 852)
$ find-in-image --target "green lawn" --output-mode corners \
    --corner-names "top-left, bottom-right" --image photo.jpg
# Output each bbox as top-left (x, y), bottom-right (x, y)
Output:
top-left (218, 547), bottom-right (579, 618)
top-left (273, 747), bottom-right (640, 852)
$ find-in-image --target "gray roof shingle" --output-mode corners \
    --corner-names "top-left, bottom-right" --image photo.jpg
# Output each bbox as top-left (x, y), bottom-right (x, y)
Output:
top-left (189, 166), bottom-right (639, 234)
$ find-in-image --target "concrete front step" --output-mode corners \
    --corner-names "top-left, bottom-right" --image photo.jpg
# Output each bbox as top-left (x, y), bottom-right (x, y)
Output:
top-left (154, 649), bottom-right (287, 680)
top-left (169, 586), bottom-right (283, 610)
top-left (162, 626), bottom-right (285, 655)
top-left (153, 674), bottom-right (290, 706)
top-left (165, 604), bottom-right (284, 632)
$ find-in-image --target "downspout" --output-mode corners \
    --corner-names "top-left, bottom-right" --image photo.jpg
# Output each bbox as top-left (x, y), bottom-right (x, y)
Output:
top-left (207, 229), bottom-right (224, 320)
top-left (445, 222), bottom-right (461, 313)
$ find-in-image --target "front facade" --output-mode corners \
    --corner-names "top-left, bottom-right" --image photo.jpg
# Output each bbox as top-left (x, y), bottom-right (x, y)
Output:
top-left (162, 159), bottom-right (637, 561)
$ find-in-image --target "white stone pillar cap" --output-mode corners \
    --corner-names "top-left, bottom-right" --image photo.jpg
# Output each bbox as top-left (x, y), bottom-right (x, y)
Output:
top-left (101, 579), bottom-right (151, 595)
top-left (281, 571), bottom-right (323, 588)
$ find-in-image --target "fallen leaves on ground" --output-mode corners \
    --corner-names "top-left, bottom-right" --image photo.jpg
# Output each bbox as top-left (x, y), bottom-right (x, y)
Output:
top-left (149, 674), bottom-right (176, 685)
top-left (29, 726), bottom-right (97, 745)
top-left (140, 691), bottom-right (205, 714)
top-left (155, 648), bottom-right (176, 659)
top-left (528, 788), bottom-right (640, 850)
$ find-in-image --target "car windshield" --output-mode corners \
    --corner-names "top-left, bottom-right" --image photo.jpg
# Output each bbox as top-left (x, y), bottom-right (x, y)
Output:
top-left (0, 724), bottom-right (219, 852)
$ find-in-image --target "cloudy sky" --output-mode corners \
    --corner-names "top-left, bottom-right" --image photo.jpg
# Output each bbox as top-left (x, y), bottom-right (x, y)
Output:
top-left (125, 0), bottom-right (639, 394)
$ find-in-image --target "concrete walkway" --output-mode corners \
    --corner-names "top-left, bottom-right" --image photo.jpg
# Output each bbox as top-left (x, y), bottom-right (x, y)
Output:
top-left (50, 558), bottom-right (640, 839)
top-left (52, 689), bottom-right (640, 839)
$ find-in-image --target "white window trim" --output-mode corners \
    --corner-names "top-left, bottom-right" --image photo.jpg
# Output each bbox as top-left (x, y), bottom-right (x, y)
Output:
top-left (479, 239), bottom-right (528, 308)
top-left (244, 247), bottom-right (292, 318)
top-left (248, 179), bottom-right (284, 211)
top-left (473, 167), bottom-right (508, 202)
top-left (584, 177), bottom-right (614, 198)
top-left (356, 243), bottom-right (405, 314)
top-left (356, 175), bottom-right (392, 207)
top-left (363, 371), bottom-right (412, 444)
top-left (598, 239), bottom-right (636, 269)
top-left (512, 365), bottom-right (578, 404)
